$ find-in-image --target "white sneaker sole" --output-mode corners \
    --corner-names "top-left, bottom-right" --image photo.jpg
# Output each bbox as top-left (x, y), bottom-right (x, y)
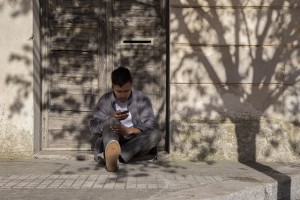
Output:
top-left (105, 140), bottom-right (121, 172)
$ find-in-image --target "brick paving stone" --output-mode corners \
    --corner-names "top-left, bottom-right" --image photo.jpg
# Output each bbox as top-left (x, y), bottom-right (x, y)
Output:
top-left (157, 176), bottom-right (166, 189)
top-left (71, 175), bottom-right (88, 189)
top-left (47, 175), bottom-right (69, 189)
top-left (212, 176), bottom-right (224, 181)
top-left (7, 175), bottom-right (19, 180)
top-left (194, 175), bottom-right (207, 184)
top-left (175, 175), bottom-right (186, 181)
top-left (125, 176), bottom-right (137, 189)
top-left (17, 175), bottom-right (40, 189)
top-left (137, 183), bottom-right (147, 189)
top-left (114, 176), bottom-right (127, 189)
top-left (36, 175), bottom-right (60, 189)
top-left (165, 174), bottom-right (176, 180)
top-left (2, 179), bottom-right (19, 188)
top-left (24, 175), bottom-right (49, 189)
top-left (103, 176), bottom-right (117, 189)
top-left (125, 183), bottom-right (136, 189)
top-left (0, 175), bottom-right (18, 187)
top-left (116, 176), bottom-right (127, 183)
top-left (170, 183), bottom-right (191, 190)
top-left (147, 175), bottom-right (157, 181)
top-left (59, 175), bottom-right (79, 189)
top-left (147, 183), bottom-right (159, 189)
top-left (185, 175), bottom-right (196, 181)
top-left (137, 176), bottom-right (148, 184)
top-left (188, 182), bottom-right (202, 188)
top-left (203, 176), bottom-right (215, 181)
top-left (3, 175), bottom-right (29, 188)
top-left (114, 182), bottom-right (126, 189)
top-left (13, 176), bottom-right (35, 189)
top-left (81, 175), bottom-right (98, 189)
top-left (10, 175), bottom-right (31, 188)
top-left (0, 174), bottom-right (227, 190)
top-left (146, 175), bottom-right (157, 185)
top-left (136, 178), bottom-right (148, 188)
top-left (92, 175), bottom-right (108, 189)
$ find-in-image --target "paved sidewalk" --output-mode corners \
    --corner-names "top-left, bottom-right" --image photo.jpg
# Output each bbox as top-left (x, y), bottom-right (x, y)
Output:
top-left (0, 158), bottom-right (300, 199)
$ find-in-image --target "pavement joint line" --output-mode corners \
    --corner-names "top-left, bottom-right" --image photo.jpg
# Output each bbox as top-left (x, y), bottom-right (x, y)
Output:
top-left (2, 176), bottom-right (26, 188)
top-left (8, 175), bottom-right (31, 188)
top-left (81, 175), bottom-right (98, 188)
top-left (16, 175), bottom-right (41, 189)
top-left (24, 175), bottom-right (45, 188)
top-left (103, 175), bottom-right (118, 189)
top-left (47, 175), bottom-right (71, 189)
top-left (0, 174), bottom-right (239, 190)
top-left (71, 175), bottom-right (88, 189)
top-left (12, 175), bottom-right (36, 188)
top-left (92, 174), bottom-right (108, 189)
top-left (59, 175), bottom-right (79, 189)
top-left (0, 175), bottom-right (18, 187)
top-left (36, 175), bottom-right (60, 189)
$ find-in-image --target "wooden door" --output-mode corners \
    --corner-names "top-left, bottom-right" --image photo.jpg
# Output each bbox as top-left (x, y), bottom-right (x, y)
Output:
top-left (42, 0), bottom-right (106, 150)
top-left (107, 0), bottom-right (167, 150)
top-left (42, 0), bottom-right (167, 151)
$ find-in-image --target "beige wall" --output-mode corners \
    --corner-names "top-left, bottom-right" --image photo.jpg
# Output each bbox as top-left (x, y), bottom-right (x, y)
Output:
top-left (0, 1), bottom-right (34, 158)
top-left (0, 0), bottom-right (299, 162)
top-left (169, 0), bottom-right (300, 162)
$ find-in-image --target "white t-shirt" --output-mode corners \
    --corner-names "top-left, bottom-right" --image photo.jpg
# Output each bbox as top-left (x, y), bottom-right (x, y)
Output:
top-left (115, 101), bottom-right (133, 128)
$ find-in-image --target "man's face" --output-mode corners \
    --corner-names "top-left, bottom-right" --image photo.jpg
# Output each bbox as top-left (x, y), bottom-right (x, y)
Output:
top-left (112, 82), bottom-right (132, 103)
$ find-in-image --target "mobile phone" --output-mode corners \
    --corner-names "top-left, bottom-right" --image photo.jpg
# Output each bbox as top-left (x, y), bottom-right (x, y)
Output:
top-left (120, 110), bottom-right (129, 114)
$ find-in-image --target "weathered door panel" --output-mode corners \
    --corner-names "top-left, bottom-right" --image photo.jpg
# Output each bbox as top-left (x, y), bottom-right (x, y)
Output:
top-left (43, 0), bottom-right (167, 151)
top-left (43, 0), bottom-right (103, 150)
top-left (109, 0), bottom-right (167, 150)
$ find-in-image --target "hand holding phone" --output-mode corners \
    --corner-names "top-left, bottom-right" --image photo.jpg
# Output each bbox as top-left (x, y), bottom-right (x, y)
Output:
top-left (120, 110), bottom-right (129, 114)
top-left (114, 110), bottom-right (129, 120)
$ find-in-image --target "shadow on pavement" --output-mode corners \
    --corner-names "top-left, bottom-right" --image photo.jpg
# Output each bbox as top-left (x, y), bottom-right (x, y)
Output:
top-left (243, 162), bottom-right (291, 200)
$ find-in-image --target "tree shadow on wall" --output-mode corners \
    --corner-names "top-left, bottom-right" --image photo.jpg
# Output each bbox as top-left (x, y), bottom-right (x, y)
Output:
top-left (4, 0), bottom-right (300, 196)
top-left (2, 0), bottom-right (34, 117)
top-left (170, 0), bottom-right (300, 199)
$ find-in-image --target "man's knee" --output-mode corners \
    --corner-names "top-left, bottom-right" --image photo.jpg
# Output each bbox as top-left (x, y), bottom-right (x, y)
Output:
top-left (103, 116), bottom-right (119, 127)
top-left (102, 116), bottom-right (120, 136)
top-left (148, 129), bottom-right (161, 145)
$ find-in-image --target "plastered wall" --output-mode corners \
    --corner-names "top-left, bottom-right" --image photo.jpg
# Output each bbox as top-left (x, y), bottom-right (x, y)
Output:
top-left (0, 1), bottom-right (34, 158)
top-left (169, 0), bottom-right (300, 162)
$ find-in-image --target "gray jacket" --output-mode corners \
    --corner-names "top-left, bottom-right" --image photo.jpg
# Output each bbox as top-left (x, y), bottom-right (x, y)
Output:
top-left (90, 90), bottom-right (159, 135)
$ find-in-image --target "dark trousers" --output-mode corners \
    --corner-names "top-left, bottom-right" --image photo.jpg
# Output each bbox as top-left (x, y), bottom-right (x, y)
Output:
top-left (95, 116), bottom-right (161, 163)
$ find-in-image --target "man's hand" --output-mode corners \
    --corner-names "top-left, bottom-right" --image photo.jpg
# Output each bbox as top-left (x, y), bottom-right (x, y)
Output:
top-left (112, 110), bottom-right (129, 120)
top-left (111, 124), bottom-right (142, 135)
top-left (111, 124), bottom-right (129, 135)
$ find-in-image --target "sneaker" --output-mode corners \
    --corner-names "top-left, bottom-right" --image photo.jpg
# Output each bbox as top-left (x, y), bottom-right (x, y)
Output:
top-left (105, 140), bottom-right (121, 172)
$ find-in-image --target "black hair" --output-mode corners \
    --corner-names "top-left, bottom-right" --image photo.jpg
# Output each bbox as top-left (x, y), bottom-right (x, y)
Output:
top-left (111, 66), bottom-right (133, 86)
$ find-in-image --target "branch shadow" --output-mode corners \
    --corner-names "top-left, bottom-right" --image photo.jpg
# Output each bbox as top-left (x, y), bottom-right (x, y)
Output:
top-left (170, 0), bottom-right (300, 198)
top-left (3, 0), bottom-right (300, 196)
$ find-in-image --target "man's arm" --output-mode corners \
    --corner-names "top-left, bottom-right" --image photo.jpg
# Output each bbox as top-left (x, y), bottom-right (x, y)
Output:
top-left (134, 93), bottom-right (159, 132)
top-left (89, 94), bottom-right (112, 135)
top-left (111, 125), bottom-right (142, 135)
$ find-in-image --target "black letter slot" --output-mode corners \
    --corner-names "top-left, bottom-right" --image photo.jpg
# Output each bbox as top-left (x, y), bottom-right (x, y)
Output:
top-left (122, 39), bottom-right (153, 45)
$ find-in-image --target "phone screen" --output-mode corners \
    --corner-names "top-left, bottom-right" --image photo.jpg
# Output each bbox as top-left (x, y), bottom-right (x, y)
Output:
top-left (121, 110), bottom-right (129, 114)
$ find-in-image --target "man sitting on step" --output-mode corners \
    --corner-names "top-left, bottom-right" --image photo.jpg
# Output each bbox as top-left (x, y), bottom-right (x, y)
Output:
top-left (90, 66), bottom-right (161, 172)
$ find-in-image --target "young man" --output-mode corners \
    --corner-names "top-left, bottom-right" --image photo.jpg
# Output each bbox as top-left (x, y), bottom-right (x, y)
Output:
top-left (90, 67), bottom-right (161, 172)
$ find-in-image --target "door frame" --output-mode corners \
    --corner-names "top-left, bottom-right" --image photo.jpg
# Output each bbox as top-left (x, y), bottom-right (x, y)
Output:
top-left (35, 0), bottom-right (170, 153)
top-left (33, 0), bottom-right (42, 153)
